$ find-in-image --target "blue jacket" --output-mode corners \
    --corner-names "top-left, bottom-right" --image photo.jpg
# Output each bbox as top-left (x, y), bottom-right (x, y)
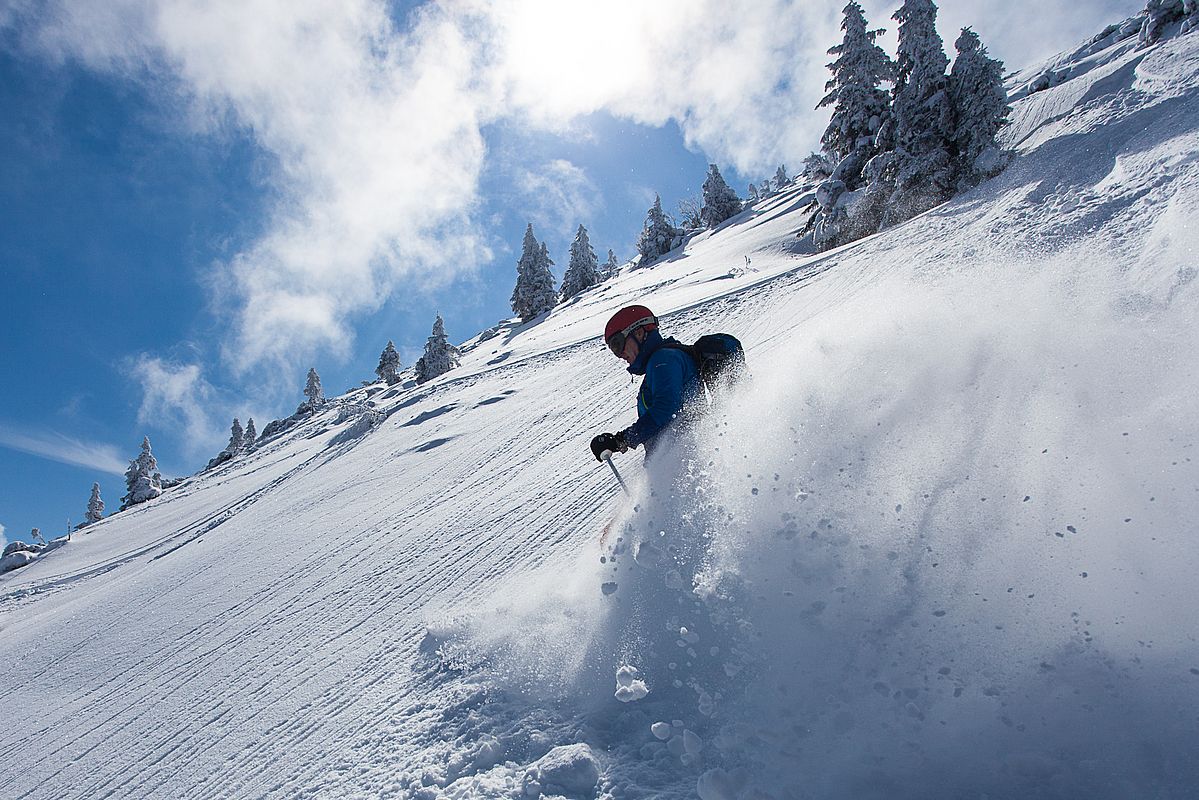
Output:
top-left (620, 329), bottom-right (701, 452)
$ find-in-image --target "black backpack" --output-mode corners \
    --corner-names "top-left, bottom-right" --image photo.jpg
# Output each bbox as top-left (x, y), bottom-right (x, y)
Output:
top-left (662, 333), bottom-right (746, 388)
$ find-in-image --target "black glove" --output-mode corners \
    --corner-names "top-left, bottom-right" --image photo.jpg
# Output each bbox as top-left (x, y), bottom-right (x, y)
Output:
top-left (590, 432), bottom-right (628, 461)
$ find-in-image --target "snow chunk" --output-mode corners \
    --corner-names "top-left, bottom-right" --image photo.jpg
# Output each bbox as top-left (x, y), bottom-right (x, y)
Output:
top-left (0, 549), bottom-right (37, 574)
top-left (697, 767), bottom-right (742, 800)
top-left (650, 721), bottom-right (672, 740)
top-left (615, 664), bottom-right (649, 702)
top-left (528, 743), bottom-right (600, 795)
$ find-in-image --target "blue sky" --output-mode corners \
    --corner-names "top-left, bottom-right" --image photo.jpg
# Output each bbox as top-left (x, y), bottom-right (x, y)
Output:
top-left (0, 0), bottom-right (1139, 546)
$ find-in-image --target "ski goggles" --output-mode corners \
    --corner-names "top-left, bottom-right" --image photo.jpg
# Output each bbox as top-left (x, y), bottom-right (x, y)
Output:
top-left (606, 316), bottom-right (657, 357)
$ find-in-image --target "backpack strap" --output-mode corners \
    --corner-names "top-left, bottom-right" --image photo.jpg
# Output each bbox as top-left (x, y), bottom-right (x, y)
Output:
top-left (657, 341), bottom-right (702, 375)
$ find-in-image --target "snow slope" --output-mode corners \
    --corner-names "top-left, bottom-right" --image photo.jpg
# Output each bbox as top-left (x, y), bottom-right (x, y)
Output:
top-left (2, 24), bottom-right (1198, 800)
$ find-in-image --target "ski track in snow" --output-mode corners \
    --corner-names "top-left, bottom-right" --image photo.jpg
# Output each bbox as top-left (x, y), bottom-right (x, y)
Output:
top-left (2, 24), bottom-right (1199, 800)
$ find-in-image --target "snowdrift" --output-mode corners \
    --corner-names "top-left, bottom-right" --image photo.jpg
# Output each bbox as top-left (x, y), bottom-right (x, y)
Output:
top-left (2, 19), bottom-right (1198, 800)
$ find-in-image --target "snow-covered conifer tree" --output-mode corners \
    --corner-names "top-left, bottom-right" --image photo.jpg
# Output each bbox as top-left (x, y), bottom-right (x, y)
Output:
top-left (636, 195), bottom-right (683, 265)
top-left (747, 183), bottom-right (760, 202)
top-left (304, 368), bottom-right (324, 408)
top-left (812, 3), bottom-right (895, 252)
top-left (86, 483), bottom-right (104, 524)
top-left (243, 418), bottom-right (257, 450)
top-left (415, 315), bottom-right (460, 384)
top-left (227, 418), bottom-right (244, 455)
top-left (603, 249), bottom-right (620, 279)
top-left (510, 223), bottom-right (558, 321)
top-left (774, 165), bottom-right (789, 189)
top-left (884, 0), bottom-right (955, 224)
top-left (817, 1), bottom-right (893, 176)
top-left (121, 436), bottom-right (162, 511)
top-left (701, 164), bottom-right (742, 228)
top-left (376, 340), bottom-right (402, 385)
top-left (560, 225), bottom-right (600, 300)
top-left (949, 27), bottom-right (1010, 188)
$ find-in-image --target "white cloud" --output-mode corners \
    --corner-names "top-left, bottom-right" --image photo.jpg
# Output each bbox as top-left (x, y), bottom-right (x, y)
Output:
top-left (18, 0), bottom-right (499, 373)
top-left (515, 159), bottom-right (601, 243)
top-left (0, 522), bottom-right (8, 553)
top-left (6, 0), bottom-right (1135, 381)
top-left (128, 355), bottom-right (225, 457)
top-left (489, 0), bottom-right (841, 174)
top-left (919, 0), bottom-right (1143, 71)
top-left (0, 426), bottom-right (128, 476)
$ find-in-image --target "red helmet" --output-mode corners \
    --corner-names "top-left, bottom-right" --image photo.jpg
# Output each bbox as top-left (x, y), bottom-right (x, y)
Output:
top-left (604, 305), bottom-right (657, 356)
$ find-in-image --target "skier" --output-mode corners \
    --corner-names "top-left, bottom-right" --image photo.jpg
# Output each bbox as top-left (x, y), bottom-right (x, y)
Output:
top-left (590, 305), bottom-right (701, 463)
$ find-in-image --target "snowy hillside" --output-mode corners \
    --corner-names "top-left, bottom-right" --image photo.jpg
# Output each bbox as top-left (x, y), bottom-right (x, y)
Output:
top-left (3, 22), bottom-right (1198, 800)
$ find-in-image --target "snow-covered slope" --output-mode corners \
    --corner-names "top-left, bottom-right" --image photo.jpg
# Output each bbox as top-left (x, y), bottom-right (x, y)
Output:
top-left (3, 25), bottom-right (1198, 800)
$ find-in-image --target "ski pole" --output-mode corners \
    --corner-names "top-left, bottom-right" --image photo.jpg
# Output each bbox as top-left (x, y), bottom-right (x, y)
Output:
top-left (602, 451), bottom-right (630, 495)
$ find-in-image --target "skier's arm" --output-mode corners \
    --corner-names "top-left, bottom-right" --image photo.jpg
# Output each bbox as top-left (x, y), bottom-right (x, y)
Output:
top-left (621, 354), bottom-right (687, 448)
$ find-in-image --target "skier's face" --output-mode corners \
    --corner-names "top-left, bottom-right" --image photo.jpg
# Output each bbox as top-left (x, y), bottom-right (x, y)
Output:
top-left (619, 330), bottom-right (641, 364)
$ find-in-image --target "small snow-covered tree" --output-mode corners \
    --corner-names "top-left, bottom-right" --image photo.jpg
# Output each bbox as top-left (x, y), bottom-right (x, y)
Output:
top-left (747, 183), bottom-right (760, 202)
top-left (884, 0), bottom-right (955, 224)
top-left (227, 418), bottom-right (245, 454)
top-left (774, 165), bottom-right (789, 189)
top-left (678, 194), bottom-right (704, 230)
top-left (510, 223), bottom-right (558, 321)
top-left (818, 2), bottom-right (893, 169)
top-left (603, 249), bottom-right (620, 279)
top-left (560, 225), bottom-right (601, 300)
top-left (415, 315), bottom-right (460, 383)
top-left (205, 417), bottom-right (246, 470)
top-left (85, 482), bottom-right (104, 524)
top-left (701, 164), bottom-right (742, 228)
top-left (243, 418), bottom-right (257, 450)
top-left (121, 436), bottom-right (162, 510)
top-left (802, 152), bottom-right (835, 179)
top-left (949, 27), bottom-right (1010, 188)
top-left (304, 368), bottom-right (324, 408)
top-left (636, 195), bottom-right (683, 265)
top-left (376, 340), bottom-right (402, 385)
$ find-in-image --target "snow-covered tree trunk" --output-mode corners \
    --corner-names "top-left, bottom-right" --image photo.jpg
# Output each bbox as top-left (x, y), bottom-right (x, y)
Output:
top-left (560, 225), bottom-right (600, 300)
top-left (701, 164), bottom-right (742, 228)
top-left (510, 223), bottom-right (558, 321)
top-left (304, 368), bottom-right (324, 408)
top-left (415, 315), bottom-right (461, 384)
top-left (376, 340), bottom-right (402, 385)
top-left (86, 482), bottom-right (104, 524)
